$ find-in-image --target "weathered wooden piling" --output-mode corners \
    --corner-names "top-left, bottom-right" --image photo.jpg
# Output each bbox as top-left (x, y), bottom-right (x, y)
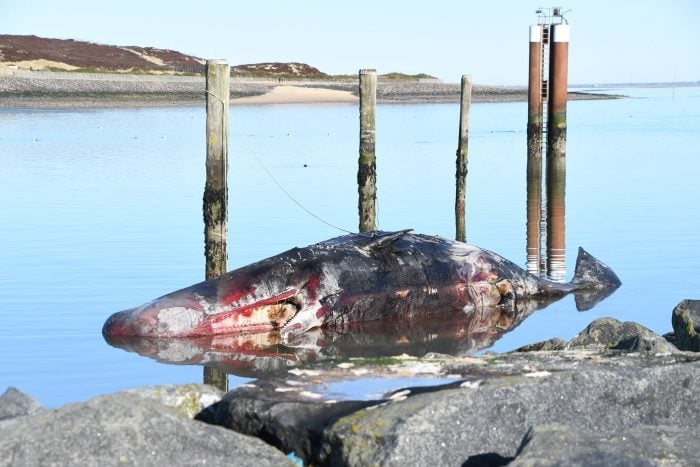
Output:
top-left (526, 25), bottom-right (543, 274)
top-left (204, 59), bottom-right (230, 279)
top-left (455, 74), bottom-right (472, 243)
top-left (546, 24), bottom-right (570, 280)
top-left (358, 69), bottom-right (377, 233)
top-left (203, 59), bottom-right (230, 391)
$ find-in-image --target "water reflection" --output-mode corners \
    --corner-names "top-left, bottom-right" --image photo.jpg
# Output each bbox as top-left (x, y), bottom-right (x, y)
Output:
top-left (203, 367), bottom-right (228, 392)
top-left (526, 147), bottom-right (542, 275)
top-left (526, 139), bottom-right (566, 281)
top-left (546, 154), bottom-right (566, 280)
top-left (103, 291), bottom-right (612, 378)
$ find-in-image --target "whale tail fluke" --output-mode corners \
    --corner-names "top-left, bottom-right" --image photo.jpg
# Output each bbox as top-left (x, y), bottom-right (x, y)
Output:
top-left (569, 248), bottom-right (621, 311)
top-left (571, 247), bottom-right (622, 290)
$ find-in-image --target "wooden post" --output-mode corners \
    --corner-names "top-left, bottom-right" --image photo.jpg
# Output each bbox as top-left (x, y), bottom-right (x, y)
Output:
top-left (526, 25), bottom-right (543, 274)
top-left (546, 24), bottom-right (570, 280)
top-left (203, 59), bottom-right (229, 391)
top-left (455, 74), bottom-right (472, 243)
top-left (358, 69), bottom-right (377, 233)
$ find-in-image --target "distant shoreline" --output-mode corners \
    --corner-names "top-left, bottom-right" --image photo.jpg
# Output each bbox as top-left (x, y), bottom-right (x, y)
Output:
top-left (0, 70), bottom-right (623, 108)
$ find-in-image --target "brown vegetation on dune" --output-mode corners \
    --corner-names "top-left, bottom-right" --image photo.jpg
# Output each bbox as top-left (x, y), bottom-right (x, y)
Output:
top-left (232, 62), bottom-right (326, 78)
top-left (0, 35), bottom-right (204, 71)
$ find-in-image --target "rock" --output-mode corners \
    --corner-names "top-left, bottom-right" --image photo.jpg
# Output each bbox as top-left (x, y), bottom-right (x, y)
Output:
top-left (203, 378), bottom-right (380, 463)
top-left (672, 299), bottom-right (700, 351)
top-left (197, 318), bottom-right (698, 465)
top-left (568, 317), bottom-right (677, 353)
top-left (0, 387), bottom-right (42, 420)
top-left (0, 387), bottom-right (43, 431)
top-left (0, 391), bottom-right (293, 467)
top-left (511, 423), bottom-right (700, 466)
top-left (512, 337), bottom-right (567, 352)
top-left (123, 383), bottom-right (224, 418)
top-left (663, 331), bottom-right (677, 346)
top-left (320, 355), bottom-right (700, 466)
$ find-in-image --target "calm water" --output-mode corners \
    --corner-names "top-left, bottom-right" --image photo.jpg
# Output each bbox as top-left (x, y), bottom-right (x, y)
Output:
top-left (1, 87), bottom-right (699, 407)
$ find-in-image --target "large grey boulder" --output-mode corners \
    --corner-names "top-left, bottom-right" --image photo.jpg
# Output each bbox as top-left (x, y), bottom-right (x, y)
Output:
top-left (0, 387), bottom-right (42, 420)
top-left (567, 317), bottom-right (677, 353)
top-left (123, 383), bottom-right (224, 418)
top-left (321, 357), bottom-right (700, 466)
top-left (0, 390), bottom-right (293, 467)
top-left (202, 378), bottom-right (380, 463)
top-left (511, 423), bottom-right (700, 467)
top-left (672, 299), bottom-right (700, 351)
top-left (513, 318), bottom-right (677, 355)
top-left (0, 387), bottom-right (43, 431)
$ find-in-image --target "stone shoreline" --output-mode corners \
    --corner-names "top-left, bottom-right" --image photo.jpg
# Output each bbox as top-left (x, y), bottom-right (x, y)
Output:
top-left (0, 72), bottom-right (620, 108)
top-left (2, 300), bottom-right (699, 466)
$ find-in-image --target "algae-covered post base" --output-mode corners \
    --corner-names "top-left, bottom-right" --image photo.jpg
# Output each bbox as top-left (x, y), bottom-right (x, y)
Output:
top-left (455, 74), bottom-right (472, 243)
top-left (203, 59), bottom-right (230, 391)
top-left (358, 69), bottom-right (377, 233)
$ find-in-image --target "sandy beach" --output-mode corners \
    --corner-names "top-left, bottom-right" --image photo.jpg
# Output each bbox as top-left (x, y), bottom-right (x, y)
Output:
top-left (232, 85), bottom-right (357, 105)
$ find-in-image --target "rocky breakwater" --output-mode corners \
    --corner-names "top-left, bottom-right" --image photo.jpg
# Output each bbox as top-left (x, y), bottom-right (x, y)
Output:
top-left (201, 315), bottom-right (700, 466)
top-left (3, 305), bottom-right (699, 466)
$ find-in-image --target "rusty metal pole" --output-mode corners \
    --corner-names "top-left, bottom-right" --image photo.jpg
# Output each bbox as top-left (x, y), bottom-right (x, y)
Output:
top-left (358, 69), bottom-right (377, 233)
top-left (203, 59), bottom-right (229, 391)
top-left (455, 74), bottom-right (472, 243)
top-left (526, 25), bottom-right (543, 274)
top-left (546, 24), bottom-right (570, 280)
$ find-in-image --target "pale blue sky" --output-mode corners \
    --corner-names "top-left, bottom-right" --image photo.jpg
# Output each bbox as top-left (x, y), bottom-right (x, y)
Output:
top-left (1, 0), bottom-right (698, 84)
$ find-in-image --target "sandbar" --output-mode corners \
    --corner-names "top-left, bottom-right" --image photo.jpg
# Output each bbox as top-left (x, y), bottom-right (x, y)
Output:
top-left (232, 85), bottom-right (357, 105)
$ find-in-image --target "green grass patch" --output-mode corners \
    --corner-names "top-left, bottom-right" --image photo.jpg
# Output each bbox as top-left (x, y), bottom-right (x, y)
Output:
top-left (379, 72), bottom-right (437, 81)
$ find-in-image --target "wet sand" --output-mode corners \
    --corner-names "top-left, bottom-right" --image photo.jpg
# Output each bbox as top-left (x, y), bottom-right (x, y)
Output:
top-left (232, 85), bottom-right (357, 105)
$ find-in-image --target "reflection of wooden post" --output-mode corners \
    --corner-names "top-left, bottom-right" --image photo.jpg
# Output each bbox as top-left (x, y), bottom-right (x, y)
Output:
top-left (526, 157), bottom-right (542, 275)
top-left (455, 75), bottom-right (472, 243)
top-left (358, 69), bottom-right (377, 233)
top-left (203, 366), bottom-right (228, 392)
top-left (546, 25), bottom-right (569, 280)
top-left (203, 59), bottom-right (229, 391)
top-left (526, 25), bottom-right (543, 274)
top-left (546, 155), bottom-right (566, 280)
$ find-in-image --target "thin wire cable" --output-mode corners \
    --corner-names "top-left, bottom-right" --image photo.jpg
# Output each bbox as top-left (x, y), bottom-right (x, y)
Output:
top-left (234, 129), bottom-right (355, 235)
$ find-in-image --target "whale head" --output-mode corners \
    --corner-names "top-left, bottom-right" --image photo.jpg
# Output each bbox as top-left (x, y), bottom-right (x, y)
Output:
top-left (102, 247), bottom-right (337, 339)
